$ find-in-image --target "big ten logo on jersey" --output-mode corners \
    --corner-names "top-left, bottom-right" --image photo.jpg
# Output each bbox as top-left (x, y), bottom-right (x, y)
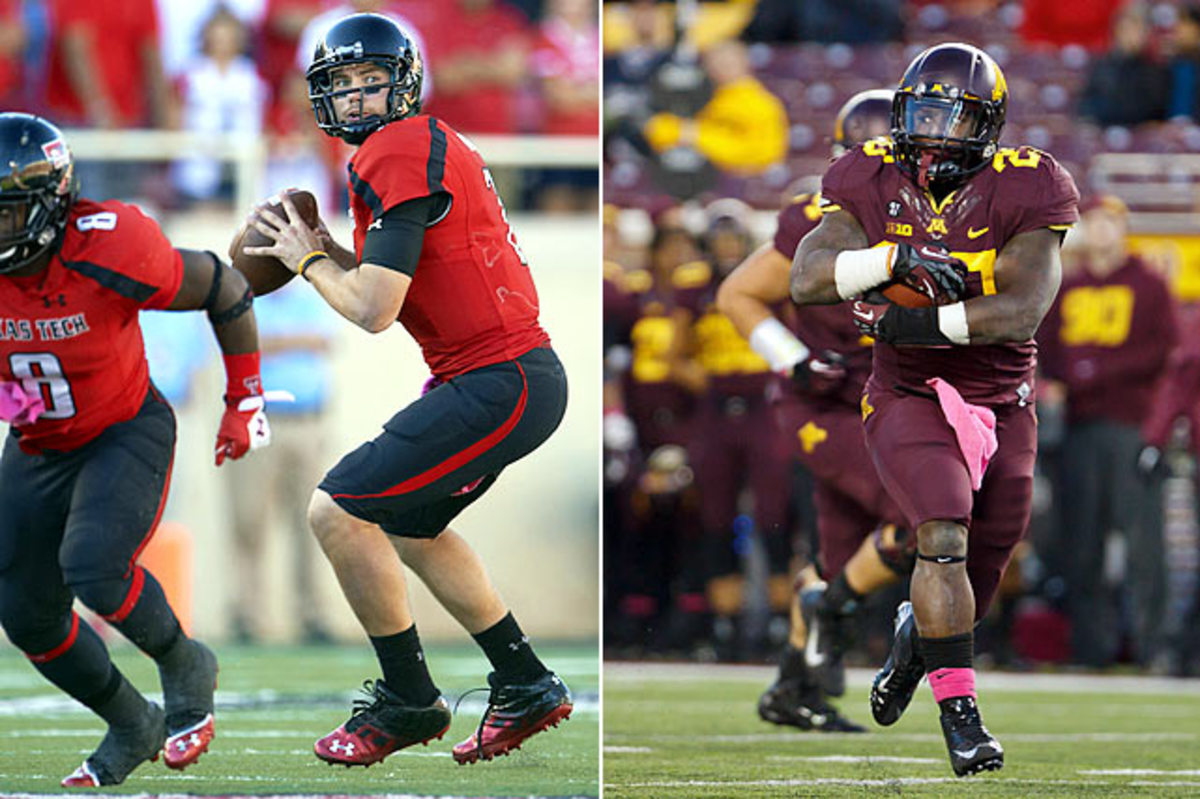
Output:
top-left (1059, 284), bottom-right (1134, 347)
top-left (75, 212), bottom-right (117, 232)
top-left (450, 129), bottom-right (528, 266)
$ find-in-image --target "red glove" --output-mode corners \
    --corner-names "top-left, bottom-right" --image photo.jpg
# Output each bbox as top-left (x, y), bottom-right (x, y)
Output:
top-left (216, 352), bottom-right (270, 466)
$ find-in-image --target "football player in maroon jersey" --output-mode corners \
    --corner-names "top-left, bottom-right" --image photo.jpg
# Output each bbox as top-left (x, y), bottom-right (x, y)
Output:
top-left (0, 113), bottom-right (269, 786)
top-left (790, 43), bottom-right (1079, 776)
top-left (718, 89), bottom-right (909, 733)
top-left (245, 13), bottom-right (572, 767)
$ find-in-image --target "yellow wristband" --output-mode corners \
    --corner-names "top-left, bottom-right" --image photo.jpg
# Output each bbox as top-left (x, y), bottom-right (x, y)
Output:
top-left (297, 250), bottom-right (328, 280)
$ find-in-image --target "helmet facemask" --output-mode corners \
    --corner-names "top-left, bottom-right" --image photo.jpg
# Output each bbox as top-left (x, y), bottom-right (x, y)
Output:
top-left (893, 92), bottom-right (998, 189)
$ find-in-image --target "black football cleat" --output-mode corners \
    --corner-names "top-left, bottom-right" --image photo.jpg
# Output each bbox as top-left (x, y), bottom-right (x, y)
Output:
top-left (938, 695), bottom-right (1004, 776)
top-left (870, 600), bottom-right (925, 726)
top-left (158, 638), bottom-right (219, 770)
top-left (801, 585), bottom-right (851, 697)
top-left (314, 680), bottom-right (451, 766)
top-left (62, 702), bottom-right (166, 787)
top-left (757, 678), bottom-right (865, 732)
top-left (452, 671), bottom-right (573, 764)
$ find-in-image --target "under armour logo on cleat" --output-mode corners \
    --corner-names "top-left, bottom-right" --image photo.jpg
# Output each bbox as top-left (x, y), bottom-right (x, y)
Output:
top-left (328, 739), bottom-right (356, 754)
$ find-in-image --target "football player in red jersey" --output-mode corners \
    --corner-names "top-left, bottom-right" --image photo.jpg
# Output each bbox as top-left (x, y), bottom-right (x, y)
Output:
top-left (0, 113), bottom-right (269, 786)
top-left (718, 89), bottom-right (912, 733)
top-left (245, 13), bottom-right (572, 767)
top-left (790, 44), bottom-right (1079, 776)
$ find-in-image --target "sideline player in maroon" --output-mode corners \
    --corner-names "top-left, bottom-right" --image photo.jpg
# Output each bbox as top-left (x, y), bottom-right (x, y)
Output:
top-left (718, 90), bottom-right (913, 733)
top-left (245, 13), bottom-right (572, 767)
top-left (790, 44), bottom-right (1078, 776)
top-left (0, 113), bottom-right (269, 786)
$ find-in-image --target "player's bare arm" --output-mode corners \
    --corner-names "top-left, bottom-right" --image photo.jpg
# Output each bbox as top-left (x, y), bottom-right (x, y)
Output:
top-left (717, 242), bottom-right (791, 337)
top-left (789, 209), bottom-right (870, 305)
top-left (960, 227), bottom-right (1063, 344)
top-left (167, 249), bottom-right (258, 353)
top-left (167, 248), bottom-right (269, 465)
top-left (246, 192), bottom-right (410, 333)
top-left (719, 242), bottom-right (819, 378)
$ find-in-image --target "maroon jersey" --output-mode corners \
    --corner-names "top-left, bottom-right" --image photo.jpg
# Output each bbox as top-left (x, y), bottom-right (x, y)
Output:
top-left (1038, 255), bottom-right (1176, 426)
top-left (775, 193), bottom-right (873, 407)
top-left (821, 139), bottom-right (1079, 404)
top-left (348, 115), bottom-right (550, 379)
top-left (0, 198), bottom-right (183, 453)
top-left (674, 260), bottom-right (771, 398)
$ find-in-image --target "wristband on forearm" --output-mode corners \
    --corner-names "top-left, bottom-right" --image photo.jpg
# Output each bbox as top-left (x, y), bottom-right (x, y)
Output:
top-left (748, 317), bottom-right (810, 373)
top-left (937, 301), bottom-right (970, 344)
top-left (222, 351), bottom-right (262, 399)
top-left (834, 245), bottom-right (895, 300)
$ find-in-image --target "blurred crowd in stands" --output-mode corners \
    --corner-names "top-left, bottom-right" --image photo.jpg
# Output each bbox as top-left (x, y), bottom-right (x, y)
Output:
top-left (0, 0), bottom-right (599, 213)
top-left (603, 0), bottom-right (1200, 676)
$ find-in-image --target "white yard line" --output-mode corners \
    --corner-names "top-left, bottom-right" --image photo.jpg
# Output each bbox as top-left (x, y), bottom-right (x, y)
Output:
top-left (612, 777), bottom-right (1120, 789)
top-left (609, 731), bottom-right (1199, 744)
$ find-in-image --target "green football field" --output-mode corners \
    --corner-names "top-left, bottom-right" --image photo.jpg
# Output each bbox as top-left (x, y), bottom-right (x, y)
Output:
top-left (605, 662), bottom-right (1200, 798)
top-left (0, 640), bottom-right (598, 797)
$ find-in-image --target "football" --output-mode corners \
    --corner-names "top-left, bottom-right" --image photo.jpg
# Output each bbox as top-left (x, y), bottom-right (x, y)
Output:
top-left (228, 189), bottom-right (320, 296)
top-left (879, 279), bottom-right (935, 308)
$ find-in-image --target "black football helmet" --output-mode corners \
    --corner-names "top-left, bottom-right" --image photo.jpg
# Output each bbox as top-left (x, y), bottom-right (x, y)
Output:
top-left (306, 13), bottom-right (423, 145)
top-left (833, 89), bottom-right (894, 156)
top-left (891, 43), bottom-right (1007, 188)
top-left (0, 113), bottom-right (77, 274)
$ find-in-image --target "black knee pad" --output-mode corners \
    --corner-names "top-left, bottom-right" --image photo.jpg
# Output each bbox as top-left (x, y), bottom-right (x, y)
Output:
top-left (0, 605), bottom-right (75, 655)
top-left (873, 524), bottom-right (917, 576)
top-left (67, 574), bottom-right (134, 619)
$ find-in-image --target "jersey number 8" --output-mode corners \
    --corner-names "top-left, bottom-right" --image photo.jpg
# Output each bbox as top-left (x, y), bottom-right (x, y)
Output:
top-left (10, 352), bottom-right (76, 419)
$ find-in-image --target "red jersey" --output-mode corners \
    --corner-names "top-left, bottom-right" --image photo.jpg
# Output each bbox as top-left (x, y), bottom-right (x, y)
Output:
top-left (821, 138), bottom-right (1079, 405)
top-left (420, 2), bottom-right (529, 133)
top-left (0, 199), bottom-right (183, 453)
top-left (774, 192), bottom-right (874, 408)
top-left (348, 115), bottom-right (549, 379)
top-left (45, 0), bottom-right (161, 125)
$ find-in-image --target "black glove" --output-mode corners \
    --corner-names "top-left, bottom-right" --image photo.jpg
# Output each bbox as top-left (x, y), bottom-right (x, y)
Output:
top-left (852, 301), bottom-right (954, 347)
top-left (791, 350), bottom-right (847, 396)
top-left (890, 242), bottom-right (968, 302)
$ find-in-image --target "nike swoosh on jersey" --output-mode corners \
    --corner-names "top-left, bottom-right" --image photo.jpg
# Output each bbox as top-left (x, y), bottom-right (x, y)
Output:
top-left (967, 226), bottom-right (989, 239)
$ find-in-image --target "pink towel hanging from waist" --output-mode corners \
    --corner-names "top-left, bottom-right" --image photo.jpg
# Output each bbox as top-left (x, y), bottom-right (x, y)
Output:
top-left (927, 377), bottom-right (997, 491)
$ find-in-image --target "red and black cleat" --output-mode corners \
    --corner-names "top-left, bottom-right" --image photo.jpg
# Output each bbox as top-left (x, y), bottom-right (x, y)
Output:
top-left (164, 712), bottom-right (215, 770)
top-left (314, 680), bottom-right (452, 767)
top-left (159, 639), bottom-right (219, 770)
top-left (452, 671), bottom-right (573, 765)
top-left (61, 703), bottom-right (165, 787)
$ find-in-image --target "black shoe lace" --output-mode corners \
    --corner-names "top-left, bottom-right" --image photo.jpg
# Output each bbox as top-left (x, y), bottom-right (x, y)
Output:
top-left (454, 685), bottom-right (493, 759)
top-left (344, 680), bottom-right (387, 733)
